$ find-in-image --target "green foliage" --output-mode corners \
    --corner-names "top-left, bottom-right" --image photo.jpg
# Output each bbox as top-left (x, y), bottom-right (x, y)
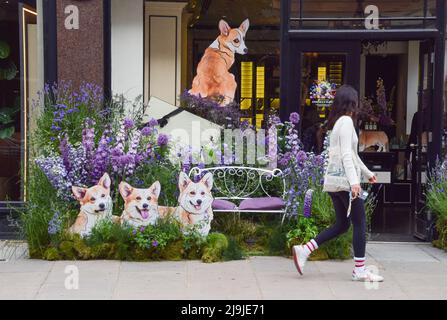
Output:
top-left (267, 223), bottom-right (292, 255)
top-left (287, 217), bottom-right (319, 246)
top-left (87, 219), bottom-right (131, 245)
top-left (222, 237), bottom-right (244, 261)
top-left (20, 165), bottom-right (72, 256)
top-left (201, 233), bottom-right (229, 263)
top-left (212, 214), bottom-right (257, 244)
top-left (426, 160), bottom-right (447, 250)
top-left (320, 231), bottom-right (352, 260)
top-left (131, 217), bottom-right (183, 250)
top-left (131, 161), bottom-right (179, 207)
top-left (0, 106), bottom-right (19, 139)
top-left (427, 185), bottom-right (447, 221)
top-left (0, 40), bottom-right (10, 59)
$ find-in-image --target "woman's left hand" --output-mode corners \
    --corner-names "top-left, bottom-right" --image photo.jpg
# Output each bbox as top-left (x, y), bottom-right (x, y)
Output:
top-left (368, 175), bottom-right (377, 184)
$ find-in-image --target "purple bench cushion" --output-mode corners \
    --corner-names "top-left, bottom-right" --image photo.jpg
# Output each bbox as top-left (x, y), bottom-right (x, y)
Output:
top-left (238, 197), bottom-right (285, 211)
top-left (212, 199), bottom-right (237, 210)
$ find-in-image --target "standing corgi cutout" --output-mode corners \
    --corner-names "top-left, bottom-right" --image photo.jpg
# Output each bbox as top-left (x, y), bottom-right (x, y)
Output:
top-left (118, 181), bottom-right (161, 228)
top-left (69, 173), bottom-right (113, 237)
top-left (359, 130), bottom-right (389, 152)
top-left (189, 19), bottom-right (250, 106)
top-left (159, 172), bottom-right (214, 236)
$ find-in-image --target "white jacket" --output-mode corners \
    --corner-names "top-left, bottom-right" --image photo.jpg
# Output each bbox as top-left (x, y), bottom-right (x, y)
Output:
top-left (324, 116), bottom-right (374, 188)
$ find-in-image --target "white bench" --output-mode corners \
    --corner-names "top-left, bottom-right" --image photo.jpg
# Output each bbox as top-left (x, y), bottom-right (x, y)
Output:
top-left (188, 166), bottom-right (287, 222)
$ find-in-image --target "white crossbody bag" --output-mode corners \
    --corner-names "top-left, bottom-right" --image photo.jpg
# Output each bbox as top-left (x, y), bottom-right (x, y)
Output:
top-left (323, 136), bottom-right (358, 217)
top-left (323, 135), bottom-right (351, 193)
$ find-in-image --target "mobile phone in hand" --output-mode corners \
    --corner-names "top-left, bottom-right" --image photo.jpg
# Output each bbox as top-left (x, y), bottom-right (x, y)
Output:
top-left (359, 190), bottom-right (369, 201)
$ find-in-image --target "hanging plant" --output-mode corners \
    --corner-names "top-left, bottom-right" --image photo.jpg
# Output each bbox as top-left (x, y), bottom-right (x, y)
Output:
top-left (0, 60), bottom-right (18, 81)
top-left (0, 41), bottom-right (10, 59)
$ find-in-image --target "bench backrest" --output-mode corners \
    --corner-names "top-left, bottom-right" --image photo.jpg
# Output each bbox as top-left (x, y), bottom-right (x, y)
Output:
top-left (189, 166), bottom-right (286, 201)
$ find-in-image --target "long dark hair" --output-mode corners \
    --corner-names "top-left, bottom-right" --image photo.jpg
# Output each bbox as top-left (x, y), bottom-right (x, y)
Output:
top-left (327, 85), bottom-right (359, 130)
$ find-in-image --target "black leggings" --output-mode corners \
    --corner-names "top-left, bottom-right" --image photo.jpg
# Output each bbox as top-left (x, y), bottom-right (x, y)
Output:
top-left (314, 191), bottom-right (366, 258)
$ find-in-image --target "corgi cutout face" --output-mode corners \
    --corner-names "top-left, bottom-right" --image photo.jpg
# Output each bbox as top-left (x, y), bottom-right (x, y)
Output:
top-left (72, 173), bottom-right (113, 216)
top-left (214, 19), bottom-right (250, 55)
top-left (178, 172), bottom-right (214, 215)
top-left (119, 181), bottom-right (161, 222)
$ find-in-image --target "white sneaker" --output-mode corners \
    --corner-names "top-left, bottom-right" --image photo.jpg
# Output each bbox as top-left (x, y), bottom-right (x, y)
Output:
top-left (352, 268), bottom-right (384, 282)
top-left (292, 245), bottom-right (308, 275)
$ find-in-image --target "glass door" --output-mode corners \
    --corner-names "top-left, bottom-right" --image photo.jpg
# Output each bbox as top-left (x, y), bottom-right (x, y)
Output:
top-left (293, 41), bottom-right (361, 153)
top-left (413, 39), bottom-right (434, 240)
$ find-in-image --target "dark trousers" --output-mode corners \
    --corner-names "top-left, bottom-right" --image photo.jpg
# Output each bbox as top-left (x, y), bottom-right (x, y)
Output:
top-left (314, 191), bottom-right (366, 258)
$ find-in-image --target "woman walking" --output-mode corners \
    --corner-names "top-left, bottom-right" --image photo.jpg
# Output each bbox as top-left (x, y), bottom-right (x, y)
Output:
top-left (292, 85), bottom-right (384, 282)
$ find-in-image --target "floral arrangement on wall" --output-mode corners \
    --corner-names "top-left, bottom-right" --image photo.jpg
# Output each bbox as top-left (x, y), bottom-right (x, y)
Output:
top-left (309, 80), bottom-right (337, 101)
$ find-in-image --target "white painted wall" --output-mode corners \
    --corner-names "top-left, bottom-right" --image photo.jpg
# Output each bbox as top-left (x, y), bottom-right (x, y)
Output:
top-left (111, 0), bottom-right (144, 100)
top-left (407, 41), bottom-right (419, 135)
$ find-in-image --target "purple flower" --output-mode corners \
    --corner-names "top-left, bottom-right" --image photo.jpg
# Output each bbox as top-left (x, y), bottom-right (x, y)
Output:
top-left (51, 125), bottom-right (61, 131)
top-left (66, 108), bottom-right (79, 114)
top-left (148, 118), bottom-right (158, 127)
top-left (132, 229), bottom-right (137, 236)
top-left (91, 133), bottom-right (111, 182)
top-left (139, 226), bottom-right (145, 233)
top-left (303, 189), bottom-right (314, 218)
top-left (296, 150), bottom-right (308, 163)
top-left (123, 118), bottom-right (134, 130)
top-left (152, 240), bottom-right (159, 247)
top-left (59, 135), bottom-right (71, 172)
top-left (141, 126), bottom-right (153, 137)
top-left (48, 210), bottom-right (62, 235)
top-left (35, 155), bottom-right (71, 200)
top-left (289, 112), bottom-right (300, 124)
top-left (157, 134), bottom-right (169, 147)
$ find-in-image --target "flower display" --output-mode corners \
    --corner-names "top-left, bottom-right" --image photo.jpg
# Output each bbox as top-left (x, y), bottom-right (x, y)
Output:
top-left (33, 83), bottom-right (173, 201)
top-left (310, 80), bottom-right (336, 100)
top-left (359, 78), bottom-right (395, 127)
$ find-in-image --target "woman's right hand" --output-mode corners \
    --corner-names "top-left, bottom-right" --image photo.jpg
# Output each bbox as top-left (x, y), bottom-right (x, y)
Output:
top-left (351, 184), bottom-right (362, 199)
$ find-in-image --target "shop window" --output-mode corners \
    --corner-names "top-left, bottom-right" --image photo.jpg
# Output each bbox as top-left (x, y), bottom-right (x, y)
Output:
top-left (0, 2), bottom-right (37, 204)
top-left (301, 53), bottom-right (346, 129)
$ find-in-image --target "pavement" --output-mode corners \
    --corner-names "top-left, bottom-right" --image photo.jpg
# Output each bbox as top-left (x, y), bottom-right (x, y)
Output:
top-left (1, 242), bottom-right (447, 300)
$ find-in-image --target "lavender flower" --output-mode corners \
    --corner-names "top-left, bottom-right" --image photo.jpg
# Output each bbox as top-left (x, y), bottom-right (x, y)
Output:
top-left (157, 134), bottom-right (169, 147)
top-left (35, 155), bottom-right (72, 200)
top-left (91, 133), bottom-right (111, 182)
top-left (123, 118), bottom-right (134, 130)
top-left (125, 131), bottom-right (141, 176)
top-left (152, 240), bottom-right (159, 247)
top-left (141, 126), bottom-right (153, 137)
top-left (48, 210), bottom-right (62, 235)
top-left (289, 112), bottom-right (300, 125)
top-left (148, 118), bottom-right (158, 127)
top-left (303, 189), bottom-right (314, 218)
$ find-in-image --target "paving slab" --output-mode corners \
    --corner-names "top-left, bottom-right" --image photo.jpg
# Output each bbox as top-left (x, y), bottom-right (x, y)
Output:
top-left (1, 242), bottom-right (447, 300)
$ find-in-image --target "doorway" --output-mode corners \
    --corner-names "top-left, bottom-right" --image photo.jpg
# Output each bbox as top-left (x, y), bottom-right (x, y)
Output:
top-left (293, 39), bottom-right (439, 242)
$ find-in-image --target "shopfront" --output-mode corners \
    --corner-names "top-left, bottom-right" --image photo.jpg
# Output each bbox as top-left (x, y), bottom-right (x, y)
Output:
top-left (2, 0), bottom-right (447, 241)
top-left (280, 0), bottom-right (447, 241)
